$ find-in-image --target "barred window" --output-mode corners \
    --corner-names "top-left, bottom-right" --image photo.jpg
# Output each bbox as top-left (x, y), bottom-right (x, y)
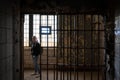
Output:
top-left (24, 14), bottom-right (57, 47)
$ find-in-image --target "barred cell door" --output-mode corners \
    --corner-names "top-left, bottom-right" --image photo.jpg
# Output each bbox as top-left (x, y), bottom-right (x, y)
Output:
top-left (24, 14), bottom-right (107, 80)
top-left (38, 14), bottom-right (106, 80)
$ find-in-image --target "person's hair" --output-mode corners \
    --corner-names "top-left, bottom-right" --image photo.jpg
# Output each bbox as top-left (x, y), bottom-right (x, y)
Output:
top-left (32, 36), bottom-right (37, 39)
top-left (32, 36), bottom-right (38, 41)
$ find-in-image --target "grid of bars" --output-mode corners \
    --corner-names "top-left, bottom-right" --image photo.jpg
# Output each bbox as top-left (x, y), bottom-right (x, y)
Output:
top-left (24, 14), bottom-right (57, 47)
top-left (24, 14), bottom-right (106, 80)
top-left (40, 15), bottom-right (57, 46)
top-left (39, 14), bottom-right (105, 80)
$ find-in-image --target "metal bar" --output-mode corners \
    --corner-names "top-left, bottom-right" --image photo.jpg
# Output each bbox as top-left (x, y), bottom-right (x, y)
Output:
top-left (83, 14), bottom-right (86, 80)
top-left (76, 15), bottom-right (79, 80)
top-left (20, 14), bottom-right (24, 80)
top-left (61, 15), bottom-right (63, 80)
top-left (62, 15), bottom-right (66, 80)
top-left (104, 16), bottom-right (107, 80)
top-left (66, 15), bottom-right (69, 80)
top-left (29, 14), bottom-right (33, 46)
top-left (74, 15), bottom-right (76, 80)
top-left (91, 15), bottom-right (93, 80)
top-left (60, 15), bottom-right (62, 80)
top-left (53, 15), bottom-right (55, 80)
top-left (70, 15), bottom-right (72, 80)
top-left (39, 14), bottom-right (42, 80)
top-left (54, 15), bottom-right (56, 56)
top-left (43, 46), bottom-right (105, 49)
top-left (55, 29), bottom-right (105, 31)
top-left (67, 15), bottom-right (69, 80)
top-left (98, 15), bottom-right (100, 80)
top-left (47, 15), bottom-right (49, 80)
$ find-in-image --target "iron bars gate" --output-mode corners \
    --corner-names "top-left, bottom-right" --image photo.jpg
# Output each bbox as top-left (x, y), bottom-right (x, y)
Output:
top-left (39, 14), bottom-right (106, 80)
top-left (24, 14), bottom-right (106, 80)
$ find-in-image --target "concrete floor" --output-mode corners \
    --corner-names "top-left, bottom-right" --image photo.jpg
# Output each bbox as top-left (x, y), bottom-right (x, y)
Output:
top-left (24, 70), bottom-right (103, 80)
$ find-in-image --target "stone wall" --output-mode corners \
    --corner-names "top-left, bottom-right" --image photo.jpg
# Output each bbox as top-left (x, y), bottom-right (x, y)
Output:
top-left (0, 0), bottom-right (14, 80)
top-left (24, 47), bottom-right (57, 69)
top-left (57, 15), bottom-right (105, 65)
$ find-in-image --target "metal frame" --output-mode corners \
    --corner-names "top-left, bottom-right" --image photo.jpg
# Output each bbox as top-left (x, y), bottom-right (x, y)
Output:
top-left (23, 14), bottom-right (108, 80)
top-left (40, 26), bottom-right (51, 35)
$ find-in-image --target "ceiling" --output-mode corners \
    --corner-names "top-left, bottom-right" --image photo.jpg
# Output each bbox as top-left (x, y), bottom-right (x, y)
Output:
top-left (21, 0), bottom-right (119, 14)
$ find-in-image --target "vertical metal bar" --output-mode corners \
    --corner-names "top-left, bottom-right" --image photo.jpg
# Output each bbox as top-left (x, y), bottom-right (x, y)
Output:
top-left (91, 14), bottom-right (93, 80)
top-left (76, 15), bottom-right (79, 80)
top-left (104, 16), bottom-right (107, 80)
top-left (102, 15), bottom-right (105, 80)
top-left (67, 15), bottom-right (69, 80)
top-left (83, 14), bottom-right (86, 80)
top-left (56, 14), bottom-right (58, 80)
top-left (62, 15), bottom-right (66, 80)
top-left (47, 15), bottom-right (49, 80)
top-left (98, 15), bottom-right (100, 80)
top-left (20, 14), bottom-right (24, 80)
top-left (29, 14), bottom-right (33, 46)
top-left (74, 15), bottom-right (76, 80)
top-left (61, 15), bottom-right (63, 80)
top-left (70, 15), bottom-right (72, 80)
top-left (53, 15), bottom-right (55, 80)
top-left (39, 14), bottom-right (42, 80)
top-left (67, 15), bottom-right (70, 80)
top-left (60, 15), bottom-right (62, 80)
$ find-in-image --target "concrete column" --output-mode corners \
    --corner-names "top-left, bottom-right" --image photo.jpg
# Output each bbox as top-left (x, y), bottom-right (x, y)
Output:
top-left (0, 1), bottom-right (14, 80)
top-left (0, 0), bottom-right (20, 80)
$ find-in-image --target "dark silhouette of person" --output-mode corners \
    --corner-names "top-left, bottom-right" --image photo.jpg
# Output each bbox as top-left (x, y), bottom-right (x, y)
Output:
top-left (31, 36), bottom-right (41, 75)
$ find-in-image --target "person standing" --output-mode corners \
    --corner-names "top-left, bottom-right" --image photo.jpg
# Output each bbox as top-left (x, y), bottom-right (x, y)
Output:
top-left (31, 36), bottom-right (41, 75)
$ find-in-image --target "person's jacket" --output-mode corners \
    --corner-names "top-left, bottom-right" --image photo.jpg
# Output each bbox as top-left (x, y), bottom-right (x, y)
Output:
top-left (31, 42), bottom-right (40, 56)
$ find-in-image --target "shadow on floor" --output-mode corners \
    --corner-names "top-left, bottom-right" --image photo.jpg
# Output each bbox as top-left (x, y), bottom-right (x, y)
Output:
top-left (24, 69), bottom-right (103, 80)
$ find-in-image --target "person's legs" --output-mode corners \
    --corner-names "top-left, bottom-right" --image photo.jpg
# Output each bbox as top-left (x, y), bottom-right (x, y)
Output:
top-left (35, 56), bottom-right (40, 73)
top-left (32, 55), bottom-right (40, 74)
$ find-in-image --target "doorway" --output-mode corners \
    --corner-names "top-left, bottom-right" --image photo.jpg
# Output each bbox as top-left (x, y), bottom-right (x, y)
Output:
top-left (23, 14), bottom-right (106, 80)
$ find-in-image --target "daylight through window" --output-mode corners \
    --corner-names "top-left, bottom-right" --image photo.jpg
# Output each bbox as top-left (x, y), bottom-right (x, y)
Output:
top-left (24, 14), bottom-right (57, 47)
